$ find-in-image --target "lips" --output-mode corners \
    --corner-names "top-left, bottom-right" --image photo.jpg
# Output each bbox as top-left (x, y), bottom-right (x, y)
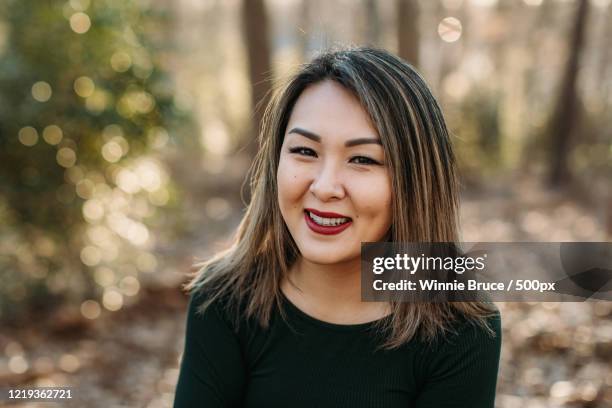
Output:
top-left (303, 208), bottom-right (353, 235)
top-left (304, 208), bottom-right (352, 219)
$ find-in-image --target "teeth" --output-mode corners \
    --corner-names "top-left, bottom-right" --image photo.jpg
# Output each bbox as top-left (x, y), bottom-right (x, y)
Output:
top-left (308, 211), bottom-right (350, 227)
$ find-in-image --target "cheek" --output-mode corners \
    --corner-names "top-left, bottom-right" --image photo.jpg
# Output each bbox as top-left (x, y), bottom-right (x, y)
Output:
top-left (352, 176), bottom-right (392, 220)
top-left (277, 156), bottom-right (306, 208)
top-left (380, 182), bottom-right (393, 222)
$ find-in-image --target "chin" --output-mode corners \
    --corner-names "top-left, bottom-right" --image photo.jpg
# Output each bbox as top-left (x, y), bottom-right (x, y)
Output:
top-left (297, 240), bottom-right (358, 265)
top-left (302, 254), bottom-right (351, 266)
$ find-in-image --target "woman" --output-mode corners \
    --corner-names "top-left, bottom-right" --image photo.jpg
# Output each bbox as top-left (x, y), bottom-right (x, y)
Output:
top-left (174, 47), bottom-right (502, 407)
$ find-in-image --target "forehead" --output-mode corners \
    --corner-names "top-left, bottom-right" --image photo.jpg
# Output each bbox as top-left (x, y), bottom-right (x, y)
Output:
top-left (286, 80), bottom-right (379, 141)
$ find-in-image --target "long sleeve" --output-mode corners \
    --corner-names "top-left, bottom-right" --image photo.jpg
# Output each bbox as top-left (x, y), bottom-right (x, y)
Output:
top-left (173, 290), bottom-right (246, 408)
top-left (414, 313), bottom-right (502, 408)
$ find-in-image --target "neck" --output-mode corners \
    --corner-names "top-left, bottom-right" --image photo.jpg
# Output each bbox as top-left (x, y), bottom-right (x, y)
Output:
top-left (281, 255), bottom-right (392, 325)
top-left (289, 256), bottom-right (363, 306)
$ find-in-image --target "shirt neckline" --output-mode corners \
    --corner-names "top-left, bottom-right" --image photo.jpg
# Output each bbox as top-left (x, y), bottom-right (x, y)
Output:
top-left (279, 290), bottom-right (390, 332)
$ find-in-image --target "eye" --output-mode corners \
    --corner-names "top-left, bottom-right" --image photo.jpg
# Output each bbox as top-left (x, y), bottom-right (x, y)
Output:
top-left (350, 156), bottom-right (381, 165)
top-left (288, 146), bottom-right (317, 157)
top-left (288, 147), bottom-right (381, 165)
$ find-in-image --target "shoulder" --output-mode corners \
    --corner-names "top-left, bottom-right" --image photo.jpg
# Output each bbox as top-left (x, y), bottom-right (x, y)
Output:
top-left (187, 285), bottom-right (263, 338)
top-left (176, 289), bottom-right (247, 407)
top-left (419, 311), bottom-right (502, 378)
top-left (186, 286), bottom-right (239, 334)
top-left (421, 310), bottom-right (502, 373)
top-left (447, 310), bottom-right (502, 346)
top-left (437, 310), bottom-right (502, 354)
top-left (412, 311), bottom-right (502, 406)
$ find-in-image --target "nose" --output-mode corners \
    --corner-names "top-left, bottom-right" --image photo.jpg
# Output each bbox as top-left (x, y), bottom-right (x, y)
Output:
top-left (309, 160), bottom-right (346, 201)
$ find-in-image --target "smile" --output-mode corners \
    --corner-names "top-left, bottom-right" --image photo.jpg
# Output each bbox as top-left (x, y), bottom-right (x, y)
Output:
top-left (308, 211), bottom-right (350, 226)
top-left (304, 210), bottom-right (353, 235)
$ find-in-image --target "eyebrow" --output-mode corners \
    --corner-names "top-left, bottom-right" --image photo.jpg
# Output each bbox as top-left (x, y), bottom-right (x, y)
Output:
top-left (287, 127), bottom-right (382, 147)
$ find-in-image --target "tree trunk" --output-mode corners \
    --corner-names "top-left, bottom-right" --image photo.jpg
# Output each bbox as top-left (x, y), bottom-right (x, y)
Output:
top-left (363, 0), bottom-right (381, 46)
top-left (396, 0), bottom-right (420, 68)
top-left (596, 1), bottom-right (612, 101)
top-left (548, 0), bottom-right (589, 187)
top-left (241, 0), bottom-right (273, 160)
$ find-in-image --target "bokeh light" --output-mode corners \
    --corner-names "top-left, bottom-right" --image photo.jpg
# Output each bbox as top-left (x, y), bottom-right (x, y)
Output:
top-left (75, 178), bottom-right (95, 199)
top-left (85, 90), bottom-right (110, 113)
top-left (201, 120), bottom-right (230, 155)
top-left (74, 76), bottom-right (95, 98)
top-left (100, 242), bottom-right (119, 263)
top-left (80, 299), bottom-right (101, 319)
top-left (117, 89), bottom-right (156, 117)
top-left (31, 81), bottom-right (52, 102)
top-left (83, 198), bottom-right (105, 221)
top-left (65, 166), bottom-right (84, 184)
top-left (550, 380), bottom-right (574, 400)
top-left (102, 289), bottom-right (123, 311)
top-left (56, 147), bottom-right (77, 168)
top-left (135, 160), bottom-right (163, 192)
top-left (8, 355), bottom-right (29, 374)
top-left (471, 0), bottom-right (497, 6)
top-left (438, 17), bottom-right (462, 43)
top-left (42, 125), bottom-right (63, 145)
top-left (18, 126), bottom-right (38, 146)
top-left (126, 222), bottom-right (149, 246)
top-left (80, 245), bottom-right (101, 266)
top-left (70, 12), bottom-right (91, 34)
top-left (111, 51), bottom-right (132, 72)
top-left (119, 276), bottom-right (140, 296)
top-left (58, 354), bottom-right (80, 373)
top-left (148, 188), bottom-right (169, 206)
top-left (116, 169), bottom-right (141, 194)
top-left (101, 140), bottom-right (124, 163)
top-left (148, 127), bottom-right (169, 149)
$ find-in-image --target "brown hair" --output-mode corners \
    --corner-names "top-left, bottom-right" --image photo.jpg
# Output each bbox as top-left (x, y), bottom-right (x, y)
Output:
top-left (185, 46), bottom-right (496, 349)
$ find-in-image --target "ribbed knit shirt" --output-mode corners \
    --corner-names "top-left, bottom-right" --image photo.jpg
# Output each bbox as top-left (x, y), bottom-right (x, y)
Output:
top-left (173, 289), bottom-right (502, 408)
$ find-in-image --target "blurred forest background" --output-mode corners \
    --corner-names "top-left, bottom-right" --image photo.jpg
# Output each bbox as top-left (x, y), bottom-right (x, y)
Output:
top-left (0, 0), bottom-right (610, 407)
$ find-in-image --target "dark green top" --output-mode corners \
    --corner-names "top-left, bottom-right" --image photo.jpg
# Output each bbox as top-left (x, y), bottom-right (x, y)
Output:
top-left (174, 289), bottom-right (502, 408)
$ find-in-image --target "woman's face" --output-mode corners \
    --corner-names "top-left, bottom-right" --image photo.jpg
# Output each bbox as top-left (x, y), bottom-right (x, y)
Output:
top-left (277, 80), bottom-right (392, 266)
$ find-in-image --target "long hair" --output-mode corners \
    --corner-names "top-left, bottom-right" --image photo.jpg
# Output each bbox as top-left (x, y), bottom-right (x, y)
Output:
top-left (185, 46), bottom-right (496, 349)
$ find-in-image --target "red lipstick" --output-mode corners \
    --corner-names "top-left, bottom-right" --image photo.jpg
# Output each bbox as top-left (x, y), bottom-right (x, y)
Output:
top-left (304, 208), bottom-right (351, 218)
top-left (304, 209), bottom-right (352, 235)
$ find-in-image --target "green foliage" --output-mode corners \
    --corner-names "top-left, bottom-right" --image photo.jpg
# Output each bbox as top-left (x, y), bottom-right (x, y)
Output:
top-left (0, 0), bottom-right (192, 322)
top-left (449, 88), bottom-right (502, 181)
